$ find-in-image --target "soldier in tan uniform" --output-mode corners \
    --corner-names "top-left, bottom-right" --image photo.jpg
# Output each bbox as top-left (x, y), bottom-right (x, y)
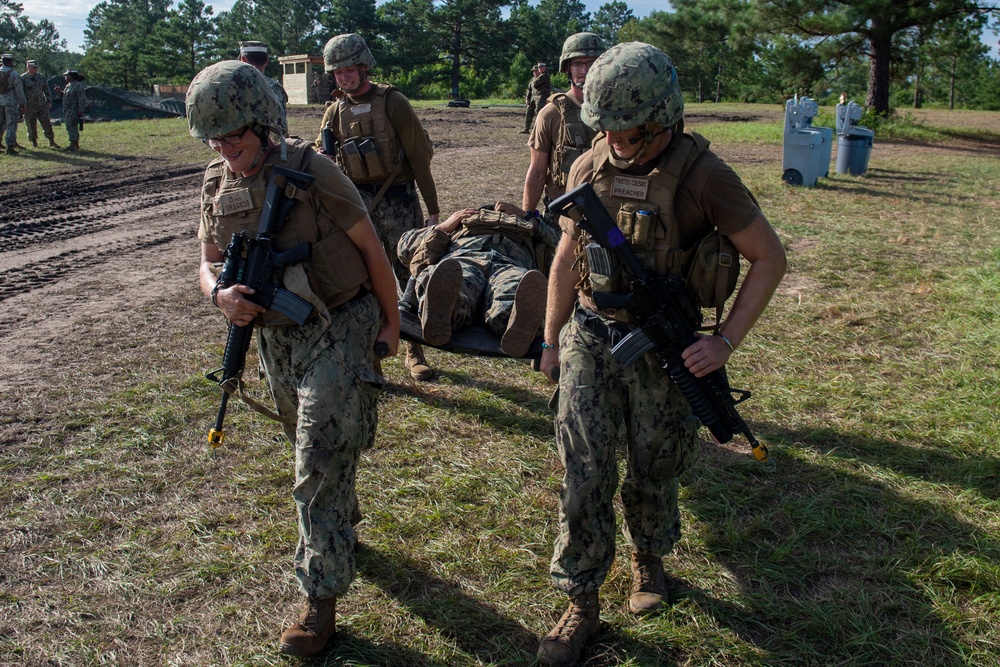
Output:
top-left (21, 60), bottom-right (58, 148)
top-left (316, 33), bottom-right (441, 381)
top-left (187, 60), bottom-right (399, 658)
top-left (522, 34), bottom-right (605, 221)
top-left (536, 43), bottom-right (786, 667)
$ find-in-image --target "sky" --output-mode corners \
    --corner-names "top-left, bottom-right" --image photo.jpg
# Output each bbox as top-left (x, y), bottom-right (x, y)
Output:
top-left (14, 0), bottom-right (1000, 58)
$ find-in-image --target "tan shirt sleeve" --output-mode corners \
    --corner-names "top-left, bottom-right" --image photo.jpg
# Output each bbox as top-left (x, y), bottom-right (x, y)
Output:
top-left (528, 102), bottom-right (563, 200)
top-left (386, 89), bottom-right (440, 216)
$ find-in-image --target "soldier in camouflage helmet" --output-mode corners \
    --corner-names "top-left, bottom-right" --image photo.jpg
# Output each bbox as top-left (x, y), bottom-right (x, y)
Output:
top-left (521, 32), bottom-right (605, 223)
top-left (317, 33), bottom-right (442, 382)
top-left (187, 60), bottom-right (400, 658)
top-left (521, 61), bottom-right (551, 133)
top-left (536, 42), bottom-right (786, 667)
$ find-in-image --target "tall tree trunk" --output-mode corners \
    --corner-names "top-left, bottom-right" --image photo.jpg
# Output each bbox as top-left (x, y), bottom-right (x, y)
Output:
top-left (867, 28), bottom-right (892, 113)
top-left (450, 31), bottom-right (461, 99)
top-left (913, 71), bottom-right (922, 108)
top-left (715, 60), bottom-right (722, 103)
top-left (949, 55), bottom-right (957, 110)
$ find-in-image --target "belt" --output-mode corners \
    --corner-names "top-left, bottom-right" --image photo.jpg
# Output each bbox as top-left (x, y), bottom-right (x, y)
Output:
top-left (574, 305), bottom-right (631, 347)
top-left (355, 181), bottom-right (414, 199)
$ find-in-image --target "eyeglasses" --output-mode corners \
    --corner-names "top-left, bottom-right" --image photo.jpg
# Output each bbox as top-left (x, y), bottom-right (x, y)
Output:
top-left (204, 126), bottom-right (250, 148)
top-left (569, 61), bottom-right (594, 72)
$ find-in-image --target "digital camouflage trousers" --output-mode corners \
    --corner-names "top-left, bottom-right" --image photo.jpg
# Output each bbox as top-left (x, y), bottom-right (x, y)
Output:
top-left (257, 293), bottom-right (385, 599)
top-left (360, 182), bottom-right (424, 292)
top-left (415, 250), bottom-right (529, 337)
top-left (550, 309), bottom-right (701, 597)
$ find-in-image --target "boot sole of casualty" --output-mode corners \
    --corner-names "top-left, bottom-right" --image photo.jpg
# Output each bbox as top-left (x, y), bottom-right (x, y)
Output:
top-left (501, 269), bottom-right (547, 357)
top-left (421, 258), bottom-right (463, 346)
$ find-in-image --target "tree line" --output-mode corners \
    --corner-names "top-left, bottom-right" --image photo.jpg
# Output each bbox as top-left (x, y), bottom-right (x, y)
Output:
top-left (3, 0), bottom-right (1000, 113)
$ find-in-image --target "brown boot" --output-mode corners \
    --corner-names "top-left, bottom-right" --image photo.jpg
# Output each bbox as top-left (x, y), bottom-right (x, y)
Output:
top-left (420, 258), bottom-right (462, 346)
top-left (500, 269), bottom-right (547, 357)
top-left (537, 591), bottom-right (600, 667)
top-left (30, 138), bottom-right (38, 147)
top-left (279, 597), bottom-right (336, 656)
top-left (405, 341), bottom-right (435, 381)
top-left (629, 551), bottom-right (669, 614)
top-left (48, 138), bottom-right (60, 148)
top-left (65, 141), bottom-right (79, 151)
top-left (4, 145), bottom-right (16, 155)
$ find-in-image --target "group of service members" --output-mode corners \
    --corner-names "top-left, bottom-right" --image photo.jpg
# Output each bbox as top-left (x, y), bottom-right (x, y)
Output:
top-left (187, 31), bottom-right (786, 667)
top-left (0, 54), bottom-right (87, 153)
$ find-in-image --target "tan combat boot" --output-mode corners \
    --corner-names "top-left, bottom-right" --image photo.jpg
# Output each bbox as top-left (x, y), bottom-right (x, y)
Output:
top-left (420, 258), bottom-right (462, 346)
top-left (278, 596), bottom-right (337, 656)
top-left (537, 590), bottom-right (600, 667)
top-left (405, 341), bottom-right (435, 381)
top-left (629, 551), bottom-right (669, 614)
top-left (500, 269), bottom-right (547, 357)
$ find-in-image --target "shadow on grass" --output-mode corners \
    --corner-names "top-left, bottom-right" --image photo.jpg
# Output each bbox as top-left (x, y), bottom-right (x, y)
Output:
top-left (291, 633), bottom-right (430, 667)
top-left (679, 425), bottom-right (998, 665)
top-left (384, 368), bottom-right (555, 440)
top-left (356, 543), bottom-right (539, 666)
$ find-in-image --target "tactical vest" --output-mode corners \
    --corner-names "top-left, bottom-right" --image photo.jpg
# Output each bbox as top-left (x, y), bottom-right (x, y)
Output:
top-left (578, 131), bottom-right (739, 322)
top-left (328, 83), bottom-right (404, 185)
top-left (0, 69), bottom-right (12, 95)
top-left (548, 93), bottom-right (595, 190)
top-left (201, 140), bottom-right (370, 327)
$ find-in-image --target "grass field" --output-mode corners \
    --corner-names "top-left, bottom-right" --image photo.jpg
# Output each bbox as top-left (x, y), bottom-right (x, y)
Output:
top-left (1, 103), bottom-right (998, 666)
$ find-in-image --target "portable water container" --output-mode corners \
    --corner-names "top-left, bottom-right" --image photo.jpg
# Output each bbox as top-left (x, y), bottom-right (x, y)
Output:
top-left (835, 102), bottom-right (874, 176)
top-left (782, 97), bottom-right (825, 187)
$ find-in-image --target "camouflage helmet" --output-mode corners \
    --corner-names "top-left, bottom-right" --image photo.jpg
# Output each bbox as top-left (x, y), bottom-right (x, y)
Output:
top-left (581, 42), bottom-right (684, 133)
top-left (186, 60), bottom-right (282, 140)
top-left (559, 32), bottom-right (606, 73)
top-left (324, 33), bottom-right (376, 73)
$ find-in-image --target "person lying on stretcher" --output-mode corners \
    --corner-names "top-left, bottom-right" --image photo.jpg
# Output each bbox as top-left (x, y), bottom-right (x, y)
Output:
top-left (397, 202), bottom-right (561, 357)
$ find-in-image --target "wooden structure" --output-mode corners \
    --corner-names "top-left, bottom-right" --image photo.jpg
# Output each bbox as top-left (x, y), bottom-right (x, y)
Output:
top-left (277, 54), bottom-right (330, 104)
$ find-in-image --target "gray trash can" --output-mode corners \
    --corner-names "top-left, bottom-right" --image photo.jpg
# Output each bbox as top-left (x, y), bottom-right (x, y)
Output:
top-left (835, 131), bottom-right (873, 176)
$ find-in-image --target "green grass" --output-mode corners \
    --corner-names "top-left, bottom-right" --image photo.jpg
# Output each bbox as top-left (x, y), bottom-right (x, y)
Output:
top-left (2, 107), bottom-right (999, 666)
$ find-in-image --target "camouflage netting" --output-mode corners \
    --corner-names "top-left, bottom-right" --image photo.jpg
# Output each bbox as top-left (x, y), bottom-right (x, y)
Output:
top-left (84, 86), bottom-right (186, 121)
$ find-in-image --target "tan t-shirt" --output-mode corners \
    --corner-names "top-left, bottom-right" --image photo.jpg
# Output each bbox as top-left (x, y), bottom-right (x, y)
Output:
top-left (527, 97), bottom-right (579, 201)
top-left (316, 84), bottom-right (439, 216)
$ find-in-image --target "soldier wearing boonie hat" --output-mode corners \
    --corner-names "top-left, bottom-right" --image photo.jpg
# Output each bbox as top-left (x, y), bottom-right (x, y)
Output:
top-left (21, 58), bottom-right (58, 148)
top-left (238, 39), bottom-right (288, 136)
top-left (535, 42), bottom-right (787, 667)
top-left (186, 59), bottom-right (400, 658)
top-left (0, 53), bottom-right (26, 154)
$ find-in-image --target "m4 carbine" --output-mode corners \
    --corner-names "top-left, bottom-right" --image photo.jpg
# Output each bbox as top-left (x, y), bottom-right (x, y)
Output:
top-left (206, 166), bottom-right (316, 448)
top-left (548, 183), bottom-right (768, 463)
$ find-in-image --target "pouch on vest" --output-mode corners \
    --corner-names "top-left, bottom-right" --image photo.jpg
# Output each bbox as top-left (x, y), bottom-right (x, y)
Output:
top-left (408, 228), bottom-right (450, 277)
top-left (617, 202), bottom-right (658, 250)
top-left (585, 243), bottom-right (623, 294)
top-left (685, 230), bottom-right (740, 312)
top-left (341, 140), bottom-right (366, 178)
top-left (358, 138), bottom-right (383, 178)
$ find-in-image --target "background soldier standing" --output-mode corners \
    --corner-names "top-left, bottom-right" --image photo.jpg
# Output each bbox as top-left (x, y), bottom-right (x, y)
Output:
top-left (537, 42), bottom-right (786, 667)
top-left (522, 61), bottom-right (551, 134)
top-left (188, 60), bottom-right (399, 658)
top-left (53, 69), bottom-right (86, 151)
top-left (522, 33), bottom-right (605, 220)
top-left (21, 59), bottom-right (58, 148)
top-left (317, 33), bottom-right (441, 382)
top-left (239, 40), bottom-right (288, 137)
top-left (0, 54), bottom-right (27, 155)
top-left (520, 65), bottom-right (539, 134)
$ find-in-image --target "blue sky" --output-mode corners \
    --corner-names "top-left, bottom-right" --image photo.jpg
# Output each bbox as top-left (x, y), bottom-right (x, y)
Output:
top-left (15, 0), bottom-right (999, 58)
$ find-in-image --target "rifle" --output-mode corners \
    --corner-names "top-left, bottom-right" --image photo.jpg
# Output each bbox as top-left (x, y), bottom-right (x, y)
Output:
top-left (548, 183), bottom-right (769, 463)
top-left (206, 166), bottom-right (316, 449)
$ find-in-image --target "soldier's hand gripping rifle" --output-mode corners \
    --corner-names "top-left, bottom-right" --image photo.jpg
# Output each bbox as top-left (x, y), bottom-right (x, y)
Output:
top-left (548, 183), bottom-right (768, 463)
top-left (206, 166), bottom-right (316, 449)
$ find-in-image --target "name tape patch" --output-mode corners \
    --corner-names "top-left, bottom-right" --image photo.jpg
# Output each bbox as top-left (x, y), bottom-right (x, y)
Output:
top-left (350, 103), bottom-right (372, 115)
top-left (611, 174), bottom-right (650, 201)
top-left (213, 189), bottom-right (254, 216)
